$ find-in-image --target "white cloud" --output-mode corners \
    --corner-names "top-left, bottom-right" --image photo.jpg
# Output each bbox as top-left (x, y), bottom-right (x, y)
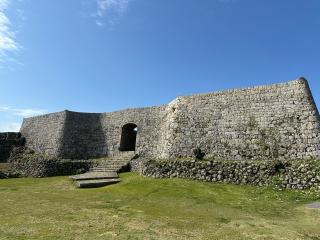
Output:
top-left (0, 106), bottom-right (46, 118)
top-left (0, 0), bottom-right (19, 63)
top-left (92, 0), bottom-right (131, 27)
top-left (0, 121), bottom-right (21, 132)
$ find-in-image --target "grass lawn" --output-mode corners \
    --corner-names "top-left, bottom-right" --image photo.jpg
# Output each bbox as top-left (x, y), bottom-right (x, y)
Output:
top-left (0, 173), bottom-right (319, 240)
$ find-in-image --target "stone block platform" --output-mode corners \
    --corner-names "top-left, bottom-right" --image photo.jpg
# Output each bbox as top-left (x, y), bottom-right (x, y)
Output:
top-left (76, 178), bottom-right (121, 188)
top-left (70, 171), bottom-right (120, 188)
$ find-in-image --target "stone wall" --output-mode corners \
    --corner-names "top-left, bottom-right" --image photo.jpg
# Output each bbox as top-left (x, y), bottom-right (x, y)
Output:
top-left (135, 158), bottom-right (320, 191)
top-left (0, 132), bottom-right (25, 162)
top-left (20, 78), bottom-right (320, 161)
top-left (159, 78), bottom-right (320, 160)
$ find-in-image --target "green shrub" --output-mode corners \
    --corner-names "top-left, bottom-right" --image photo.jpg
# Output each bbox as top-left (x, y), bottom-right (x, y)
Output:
top-left (193, 148), bottom-right (205, 160)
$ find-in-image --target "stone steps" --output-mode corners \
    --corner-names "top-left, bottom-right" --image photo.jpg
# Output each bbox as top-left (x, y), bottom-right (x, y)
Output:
top-left (90, 161), bottom-right (131, 173)
top-left (91, 169), bottom-right (119, 172)
top-left (70, 152), bottom-right (135, 188)
top-left (90, 165), bottom-right (128, 171)
top-left (98, 163), bottom-right (129, 166)
top-left (92, 163), bottom-right (128, 167)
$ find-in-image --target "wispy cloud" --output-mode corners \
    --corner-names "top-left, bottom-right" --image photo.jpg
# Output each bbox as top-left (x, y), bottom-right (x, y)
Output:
top-left (91, 0), bottom-right (132, 27)
top-left (96, 0), bottom-right (130, 17)
top-left (0, 106), bottom-right (46, 118)
top-left (0, 0), bottom-right (19, 64)
top-left (0, 105), bottom-right (46, 132)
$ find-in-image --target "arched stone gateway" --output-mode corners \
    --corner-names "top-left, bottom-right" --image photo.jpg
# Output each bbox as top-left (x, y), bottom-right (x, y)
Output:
top-left (119, 123), bottom-right (138, 152)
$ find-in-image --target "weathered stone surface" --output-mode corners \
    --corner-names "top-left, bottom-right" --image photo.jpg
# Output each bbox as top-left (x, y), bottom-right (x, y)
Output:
top-left (20, 78), bottom-right (320, 161)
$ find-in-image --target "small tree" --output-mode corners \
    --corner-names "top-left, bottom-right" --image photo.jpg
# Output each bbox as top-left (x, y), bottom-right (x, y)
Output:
top-left (193, 148), bottom-right (205, 160)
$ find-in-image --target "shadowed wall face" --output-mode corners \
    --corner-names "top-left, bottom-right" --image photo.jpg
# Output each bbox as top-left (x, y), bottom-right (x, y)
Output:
top-left (0, 132), bottom-right (25, 162)
top-left (59, 111), bottom-right (106, 159)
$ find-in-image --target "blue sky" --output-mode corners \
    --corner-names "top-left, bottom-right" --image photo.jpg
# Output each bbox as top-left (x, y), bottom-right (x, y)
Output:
top-left (0, 0), bottom-right (320, 131)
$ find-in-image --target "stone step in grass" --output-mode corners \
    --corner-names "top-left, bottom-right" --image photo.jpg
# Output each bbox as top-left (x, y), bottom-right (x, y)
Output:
top-left (76, 178), bottom-right (121, 188)
top-left (306, 202), bottom-right (320, 209)
top-left (69, 171), bottom-right (118, 181)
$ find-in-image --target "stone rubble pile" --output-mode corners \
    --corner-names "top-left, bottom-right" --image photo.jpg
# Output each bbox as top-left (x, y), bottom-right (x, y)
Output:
top-left (0, 132), bottom-right (25, 162)
top-left (9, 147), bottom-right (91, 177)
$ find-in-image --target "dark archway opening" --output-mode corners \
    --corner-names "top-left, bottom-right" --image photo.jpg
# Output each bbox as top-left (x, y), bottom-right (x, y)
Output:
top-left (119, 123), bottom-right (138, 151)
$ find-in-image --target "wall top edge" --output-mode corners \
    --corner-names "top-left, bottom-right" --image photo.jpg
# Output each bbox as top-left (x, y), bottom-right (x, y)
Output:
top-left (23, 77), bottom-right (308, 119)
top-left (176, 77), bottom-right (308, 100)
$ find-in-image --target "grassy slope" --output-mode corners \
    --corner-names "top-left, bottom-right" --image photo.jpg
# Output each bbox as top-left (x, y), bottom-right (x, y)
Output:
top-left (0, 173), bottom-right (319, 240)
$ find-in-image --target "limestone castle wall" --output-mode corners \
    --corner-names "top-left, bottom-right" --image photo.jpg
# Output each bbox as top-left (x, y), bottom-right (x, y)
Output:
top-left (161, 78), bottom-right (320, 160)
top-left (20, 78), bottom-right (320, 160)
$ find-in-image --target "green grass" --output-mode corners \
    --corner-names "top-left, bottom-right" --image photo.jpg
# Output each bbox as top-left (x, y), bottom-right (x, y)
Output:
top-left (0, 173), bottom-right (319, 240)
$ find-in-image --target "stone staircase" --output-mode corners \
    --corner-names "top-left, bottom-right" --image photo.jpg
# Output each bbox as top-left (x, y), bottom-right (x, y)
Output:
top-left (69, 151), bottom-right (135, 188)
